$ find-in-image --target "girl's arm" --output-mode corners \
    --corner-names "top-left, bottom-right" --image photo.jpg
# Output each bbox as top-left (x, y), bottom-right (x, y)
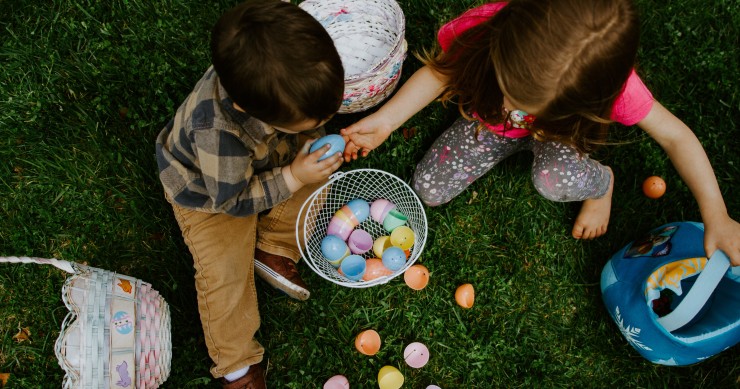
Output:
top-left (638, 102), bottom-right (740, 265)
top-left (340, 64), bottom-right (448, 161)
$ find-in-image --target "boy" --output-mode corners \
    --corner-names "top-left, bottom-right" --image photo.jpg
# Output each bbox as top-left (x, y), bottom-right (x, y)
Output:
top-left (155, 1), bottom-right (344, 387)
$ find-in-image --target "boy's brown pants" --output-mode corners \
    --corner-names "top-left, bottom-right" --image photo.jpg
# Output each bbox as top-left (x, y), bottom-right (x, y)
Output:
top-left (167, 181), bottom-right (323, 378)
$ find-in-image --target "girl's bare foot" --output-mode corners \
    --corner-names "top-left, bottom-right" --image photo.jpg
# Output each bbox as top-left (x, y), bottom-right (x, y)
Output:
top-left (572, 166), bottom-right (614, 240)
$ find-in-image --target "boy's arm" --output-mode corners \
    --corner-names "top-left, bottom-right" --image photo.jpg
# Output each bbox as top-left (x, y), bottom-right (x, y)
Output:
top-left (340, 64), bottom-right (448, 161)
top-left (638, 102), bottom-right (740, 264)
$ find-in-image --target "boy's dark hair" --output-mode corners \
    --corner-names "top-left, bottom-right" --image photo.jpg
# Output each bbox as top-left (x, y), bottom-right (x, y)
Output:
top-left (211, 0), bottom-right (344, 126)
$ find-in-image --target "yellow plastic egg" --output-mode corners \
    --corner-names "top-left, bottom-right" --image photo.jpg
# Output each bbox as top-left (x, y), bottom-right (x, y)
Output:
top-left (377, 366), bottom-right (404, 389)
top-left (455, 283), bottom-right (475, 308)
top-left (373, 236), bottom-right (392, 258)
top-left (403, 264), bottom-right (429, 290)
top-left (390, 226), bottom-right (415, 250)
top-left (355, 329), bottom-right (381, 356)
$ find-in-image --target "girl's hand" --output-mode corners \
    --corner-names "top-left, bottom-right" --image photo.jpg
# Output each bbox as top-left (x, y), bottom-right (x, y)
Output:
top-left (704, 214), bottom-right (740, 266)
top-left (284, 140), bottom-right (343, 191)
top-left (340, 114), bottom-right (394, 161)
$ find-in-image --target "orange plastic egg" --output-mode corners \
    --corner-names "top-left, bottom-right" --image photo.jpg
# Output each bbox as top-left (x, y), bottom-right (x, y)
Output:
top-left (363, 258), bottom-right (393, 281)
top-left (355, 329), bottom-right (381, 356)
top-left (642, 176), bottom-right (666, 199)
top-left (455, 284), bottom-right (475, 308)
top-left (403, 264), bottom-right (429, 290)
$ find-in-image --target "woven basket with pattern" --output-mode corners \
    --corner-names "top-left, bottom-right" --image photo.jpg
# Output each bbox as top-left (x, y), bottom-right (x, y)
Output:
top-left (300, 0), bottom-right (407, 113)
top-left (0, 256), bottom-right (172, 388)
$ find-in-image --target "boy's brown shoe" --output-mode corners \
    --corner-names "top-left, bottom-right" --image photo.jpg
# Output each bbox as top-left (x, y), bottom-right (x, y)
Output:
top-left (221, 363), bottom-right (266, 389)
top-left (254, 249), bottom-right (310, 301)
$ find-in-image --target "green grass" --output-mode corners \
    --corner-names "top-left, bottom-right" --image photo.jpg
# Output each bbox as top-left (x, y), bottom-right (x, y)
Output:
top-left (1, 0), bottom-right (738, 388)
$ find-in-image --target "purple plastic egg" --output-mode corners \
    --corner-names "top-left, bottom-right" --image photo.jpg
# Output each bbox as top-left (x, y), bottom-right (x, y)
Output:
top-left (346, 199), bottom-right (370, 223)
top-left (326, 217), bottom-right (354, 241)
top-left (348, 229), bottom-right (373, 255)
top-left (370, 199), bottom-right (396, 223)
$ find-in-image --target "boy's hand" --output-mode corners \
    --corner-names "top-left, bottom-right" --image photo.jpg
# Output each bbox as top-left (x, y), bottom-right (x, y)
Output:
top-left (340, 115), bottom-right (394, 162)
top-left (284, 140), bottom-right (342, 191)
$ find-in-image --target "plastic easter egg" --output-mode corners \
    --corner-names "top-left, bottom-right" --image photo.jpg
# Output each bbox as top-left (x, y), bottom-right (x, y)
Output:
top-left (383, 209), bottom-right (408, 232)
top-left (377, 366), bottom-right (404, 389)
top-left (340, 255), bottom-right (366, 281)
top-left (381, 247), bottom-right (406, 272)
top-left (348, 229), bottom-right (373, 255)
top-left (390, 226), bottom-right (415, 250)
top-left (642, 176), bottom-right (666, 199)
top-left (373, 236), bottom-right (392, 258)
top-left (403, 264), bottom-right (429, 290)
top-left (404, 342), bottom-right (430, 368)
top-left (326, 217), bottom-right (354, 241)
top-left (370, 199), bottom-right (396, 223)
top-left (324, 375), bottom-right (350, 389)
top-left (335, 206), bottom-right (360, 227)
top-left (426, 386), bottom-right (442, 389)
top-left (354, 329), bottom-right (381, 356)
top-left (321, 235), bottom-right (351, 267)
top-left (363, 258), bottom-right (393, 281)
top-left (346, 199), bottom-right (370, 223)
top-left (309, 134), bottom-right (346, 161)
top-left (455, 284), bottom-right (475, 308)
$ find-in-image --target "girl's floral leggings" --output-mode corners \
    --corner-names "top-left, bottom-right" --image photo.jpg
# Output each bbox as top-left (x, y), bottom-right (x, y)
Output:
top-left (412, 116), bottom-right (611, 206)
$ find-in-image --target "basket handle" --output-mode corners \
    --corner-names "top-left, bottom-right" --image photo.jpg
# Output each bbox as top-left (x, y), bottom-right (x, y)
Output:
top-left (656, 250), bottom-right (731, 332)
top-left (0, 256), bottom-right (76, 273)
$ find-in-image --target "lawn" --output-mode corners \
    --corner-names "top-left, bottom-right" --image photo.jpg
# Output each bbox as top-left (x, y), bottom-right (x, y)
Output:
top-left (1, 0), bottom-right (738, 388)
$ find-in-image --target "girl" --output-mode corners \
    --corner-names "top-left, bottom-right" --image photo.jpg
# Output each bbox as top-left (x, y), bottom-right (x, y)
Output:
top-left (341, 0), bottom-right (740, 264)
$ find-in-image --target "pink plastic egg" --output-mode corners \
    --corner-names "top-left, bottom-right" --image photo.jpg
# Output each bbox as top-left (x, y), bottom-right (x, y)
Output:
top-left (403, 342), bottom-right (430, 368)
top-left (323, 375), bottom-right (350, 389)
top-left (348, 229), bottom-right (373, 255)
top-left (370, 199), bottom-right (396, 223)
top-left (363, 258), bottom-right (393, 281)
top-left (326, 217), bottom-right (354, 241)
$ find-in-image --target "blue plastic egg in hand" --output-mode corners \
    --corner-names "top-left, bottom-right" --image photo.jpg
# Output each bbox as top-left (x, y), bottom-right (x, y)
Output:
top-left (382, 246), bottom-right (406, 272)
top-left (309, 134), bottom-right (345, 161)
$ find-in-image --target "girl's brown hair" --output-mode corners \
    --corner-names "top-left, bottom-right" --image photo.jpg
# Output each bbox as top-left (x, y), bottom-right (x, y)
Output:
top-left (426, 0), bottom-right (640, 154)
top-left (211, 0), bottom-right (344, 127)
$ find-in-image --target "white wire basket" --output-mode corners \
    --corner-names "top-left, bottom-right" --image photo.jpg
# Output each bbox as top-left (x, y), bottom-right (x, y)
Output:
top-left (299, 0), bottom-right (407, 113)
top-left (296, 169), bottom-right (427, 288)
top-left (0, 256), bottom-right (172, 389)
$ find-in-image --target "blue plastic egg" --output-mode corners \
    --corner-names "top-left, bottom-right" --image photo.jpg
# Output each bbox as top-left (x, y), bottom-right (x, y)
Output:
top-left (346, 199), bottom-right (370, 223)
top-left (340, 254), bottom-right (367, 281)
top-left (309, 134), bottom-right (346, 161)
top-left (382, 246), bottom-right (406, 272)
top-left (321, 235), bottom-right (350, 267)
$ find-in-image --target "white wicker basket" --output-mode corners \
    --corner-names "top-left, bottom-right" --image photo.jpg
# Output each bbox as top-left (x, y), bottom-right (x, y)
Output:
top-left (299, 0), bottom-right (407, 113)
top-left (0, 257), bottom-right (172, 389)
top-left (296, 169), bottom-right (428, 288)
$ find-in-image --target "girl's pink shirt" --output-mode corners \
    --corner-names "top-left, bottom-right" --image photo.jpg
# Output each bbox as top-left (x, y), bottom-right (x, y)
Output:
top-left (438, 2), bottom-right (654, 138)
